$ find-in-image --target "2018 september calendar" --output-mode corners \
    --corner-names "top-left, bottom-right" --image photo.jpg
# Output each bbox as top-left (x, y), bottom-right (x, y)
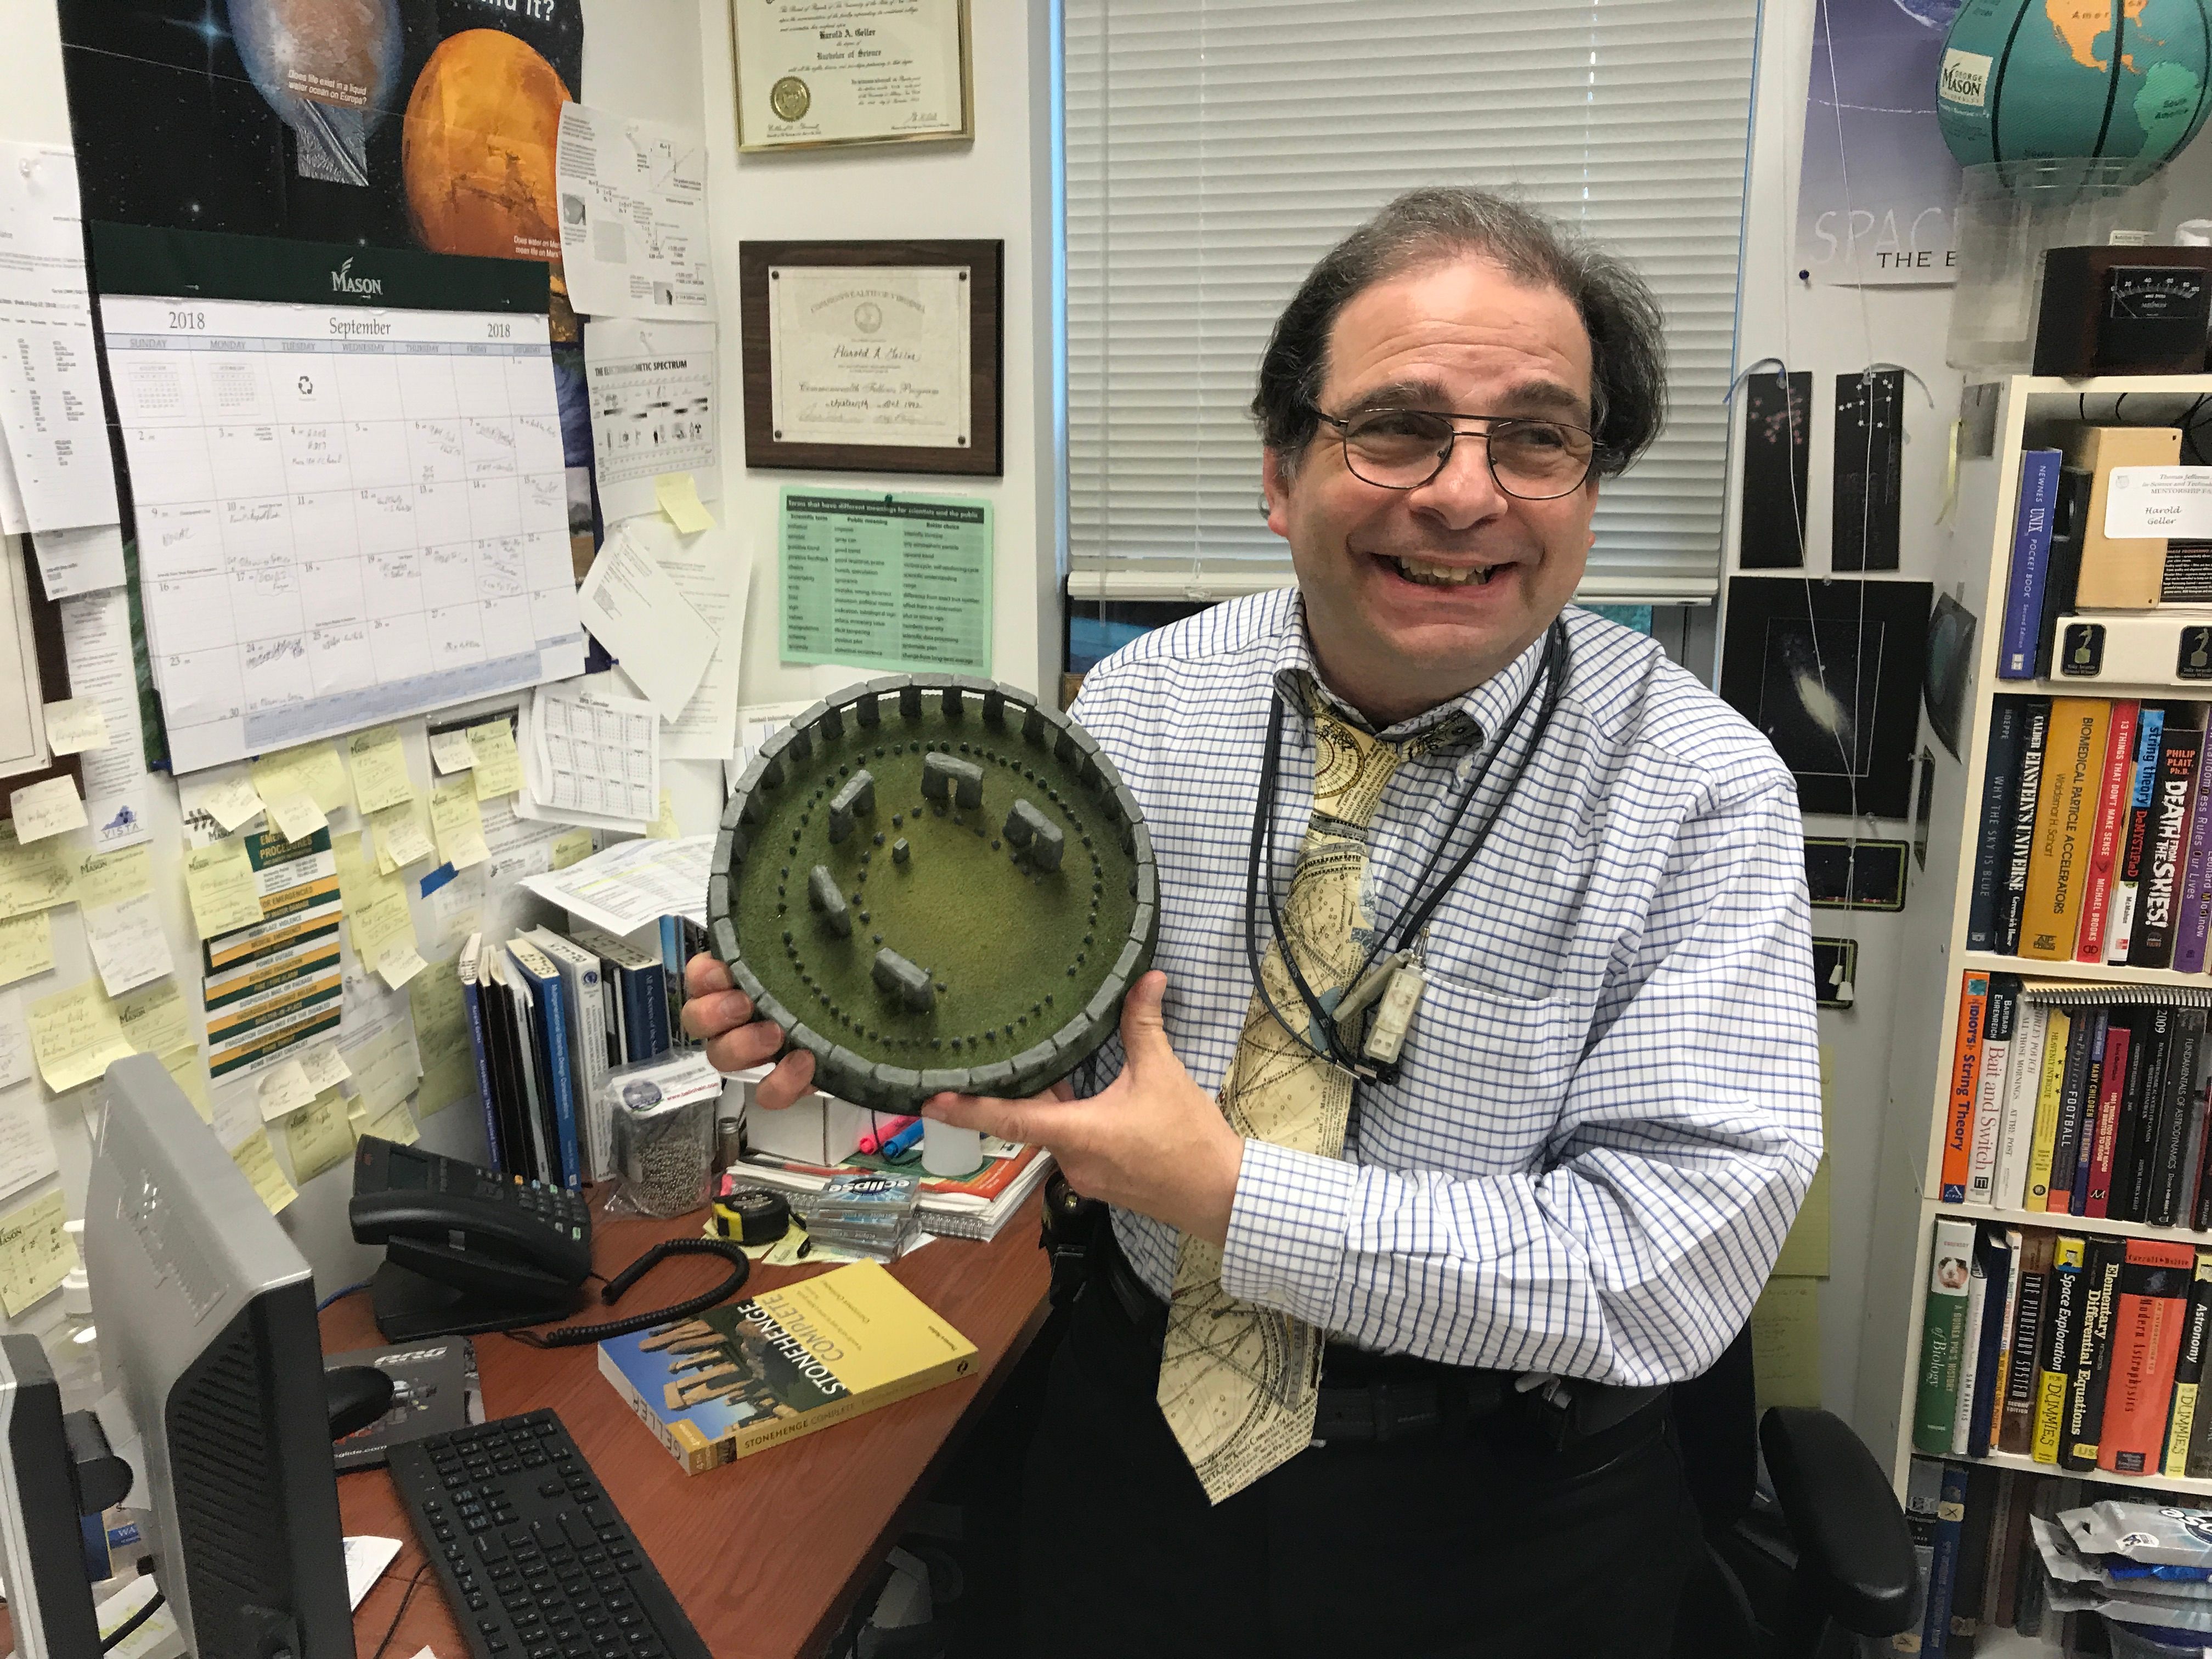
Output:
top-left (93, 225), bottom-right (586, 775)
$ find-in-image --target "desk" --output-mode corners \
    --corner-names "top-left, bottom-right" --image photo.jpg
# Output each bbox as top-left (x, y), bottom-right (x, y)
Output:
top-left (335, 1195), bottom-right (1049, 1659)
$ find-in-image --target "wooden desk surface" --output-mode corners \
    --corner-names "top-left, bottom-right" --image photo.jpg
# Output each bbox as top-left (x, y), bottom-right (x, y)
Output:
top-left (336, 1196), bottom-right (1048, 1659)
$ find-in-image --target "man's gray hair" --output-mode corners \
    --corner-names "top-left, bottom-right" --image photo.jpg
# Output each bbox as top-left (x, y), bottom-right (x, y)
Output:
top-left (1251, 186), bottom-right (1667, 478)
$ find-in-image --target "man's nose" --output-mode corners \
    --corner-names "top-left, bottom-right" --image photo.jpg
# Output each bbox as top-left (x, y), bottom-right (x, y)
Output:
top-left (1406, 432), bottom-right (1511, 529)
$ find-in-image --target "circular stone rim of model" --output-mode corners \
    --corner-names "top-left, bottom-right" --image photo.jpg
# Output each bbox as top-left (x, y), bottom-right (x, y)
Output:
top-left (707, 673), bottom-right (1159, 1114)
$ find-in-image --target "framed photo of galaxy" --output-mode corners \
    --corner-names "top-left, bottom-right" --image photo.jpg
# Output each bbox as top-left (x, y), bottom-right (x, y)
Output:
top-left (1720, 577), bottom-right (1932, 819)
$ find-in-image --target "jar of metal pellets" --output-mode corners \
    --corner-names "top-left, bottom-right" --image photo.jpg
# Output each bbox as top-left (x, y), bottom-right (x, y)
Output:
top-left (606, 1060), bottom-right (721, 1219)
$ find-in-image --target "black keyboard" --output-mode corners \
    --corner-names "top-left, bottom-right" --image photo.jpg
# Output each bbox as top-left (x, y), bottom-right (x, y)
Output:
top-left (387, 1409), bottom-right (709, 1659)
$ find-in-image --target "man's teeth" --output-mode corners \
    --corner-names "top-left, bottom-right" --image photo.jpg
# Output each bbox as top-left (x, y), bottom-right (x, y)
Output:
top-left (1390, 557), bottom-right (1498, 586)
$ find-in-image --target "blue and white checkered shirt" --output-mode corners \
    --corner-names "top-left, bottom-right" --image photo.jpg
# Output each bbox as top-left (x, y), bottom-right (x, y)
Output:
top-left (1070, 590), bottom-right (1822, 1386)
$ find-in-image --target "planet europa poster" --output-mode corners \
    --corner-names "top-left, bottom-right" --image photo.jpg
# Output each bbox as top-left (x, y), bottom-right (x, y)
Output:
top-left (57, 0), bottom-right (584, 329)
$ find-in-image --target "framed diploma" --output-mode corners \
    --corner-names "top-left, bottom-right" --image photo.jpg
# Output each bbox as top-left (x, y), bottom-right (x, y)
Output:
top-left (731, 0), bottom-right (973, 152)
top-left (740, 239), bottom-right (1003, 477)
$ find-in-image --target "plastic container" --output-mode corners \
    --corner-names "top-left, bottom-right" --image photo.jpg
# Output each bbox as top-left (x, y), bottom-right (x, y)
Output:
top-left (2104, 1615), bottom-right (2210, 1657)
top-left (1946, 159), bottom-right (2170, 371)
top-left (606, 1053), bottom-right (723, 1219)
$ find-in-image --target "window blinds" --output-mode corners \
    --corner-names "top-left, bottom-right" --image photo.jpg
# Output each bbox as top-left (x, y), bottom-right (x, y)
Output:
top-left (1064, 0), bottom-right (1759, 604)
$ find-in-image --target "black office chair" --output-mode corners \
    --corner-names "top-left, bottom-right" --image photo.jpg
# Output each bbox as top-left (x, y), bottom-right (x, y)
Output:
top-left (1669, 1326), bottom-right (1920, 1658)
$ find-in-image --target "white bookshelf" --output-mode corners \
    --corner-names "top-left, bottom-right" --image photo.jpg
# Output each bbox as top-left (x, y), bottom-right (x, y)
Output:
top-left (1852, 373), bottom-right (2212, 1505)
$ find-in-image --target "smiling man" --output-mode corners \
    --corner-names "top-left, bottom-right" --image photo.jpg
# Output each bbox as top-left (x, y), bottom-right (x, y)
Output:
top-left (682, 188), bottom-right (1822, 1656)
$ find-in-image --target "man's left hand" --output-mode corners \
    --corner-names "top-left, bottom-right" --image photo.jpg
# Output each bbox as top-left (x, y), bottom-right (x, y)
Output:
top-left (918, 971), bottom-right (1243, 1248)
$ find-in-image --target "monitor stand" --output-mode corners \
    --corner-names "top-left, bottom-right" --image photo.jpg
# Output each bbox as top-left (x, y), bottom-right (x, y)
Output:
top-left (369, 1262), bottom-right (584, 1343)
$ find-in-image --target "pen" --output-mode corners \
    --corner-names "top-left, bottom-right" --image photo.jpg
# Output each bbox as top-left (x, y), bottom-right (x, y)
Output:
top-left (878, 1118), bottom-right (926, 1159)
top-left (856, 1115), bottom-right (919, 1155)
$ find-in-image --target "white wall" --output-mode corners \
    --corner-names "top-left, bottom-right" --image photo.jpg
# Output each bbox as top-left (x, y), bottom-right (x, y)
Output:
top-left (0, 0), bottom-right (1053, 1351)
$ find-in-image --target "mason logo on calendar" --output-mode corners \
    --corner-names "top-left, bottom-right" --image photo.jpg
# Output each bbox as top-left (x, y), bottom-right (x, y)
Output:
top-left (330, 258), bottom-right (385, 298)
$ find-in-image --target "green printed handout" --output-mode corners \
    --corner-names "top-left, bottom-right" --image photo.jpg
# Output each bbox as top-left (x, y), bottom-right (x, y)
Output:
top-left (778, 488), bottom-right (992, 675)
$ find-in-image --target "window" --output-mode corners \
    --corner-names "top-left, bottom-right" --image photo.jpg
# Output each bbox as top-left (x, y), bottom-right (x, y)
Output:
top-left (1064, 0), bottom-right (1760, 605)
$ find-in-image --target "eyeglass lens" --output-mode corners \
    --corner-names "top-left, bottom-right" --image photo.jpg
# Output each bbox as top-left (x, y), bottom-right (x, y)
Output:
top-left (1339, 410), bottom-right (1592, 499)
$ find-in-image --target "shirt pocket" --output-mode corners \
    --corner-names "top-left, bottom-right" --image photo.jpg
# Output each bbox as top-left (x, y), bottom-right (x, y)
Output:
top-left (1359, 970), bottom-right (1583, 1173)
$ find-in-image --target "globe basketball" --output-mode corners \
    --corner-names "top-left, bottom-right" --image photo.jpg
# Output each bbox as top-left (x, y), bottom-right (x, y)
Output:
top-left (1936, 0), bottom-right (2211, 178)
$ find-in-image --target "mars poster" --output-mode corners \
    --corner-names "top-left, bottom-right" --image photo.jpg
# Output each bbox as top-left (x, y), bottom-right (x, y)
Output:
top-left (57, 0), bottom-right (583, 328)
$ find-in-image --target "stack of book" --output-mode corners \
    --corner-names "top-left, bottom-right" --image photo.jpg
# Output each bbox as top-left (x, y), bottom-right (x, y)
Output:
top-left (1967, 697), bottom-right (2212, 968)
top-left (731, 1140), bottom-right (1056, 1245)
top-left (1942, 974), bottom-right (2212, 1223)
top-left (458, 923), bottom-right (684, 1190)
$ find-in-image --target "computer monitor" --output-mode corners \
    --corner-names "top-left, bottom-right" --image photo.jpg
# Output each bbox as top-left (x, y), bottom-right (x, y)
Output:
top-left (83, 1054), bottom-right (352, 1659)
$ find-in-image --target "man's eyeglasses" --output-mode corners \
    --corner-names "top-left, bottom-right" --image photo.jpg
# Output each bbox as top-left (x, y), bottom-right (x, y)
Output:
top-left (1310, 405), bottom-right (1605, 500)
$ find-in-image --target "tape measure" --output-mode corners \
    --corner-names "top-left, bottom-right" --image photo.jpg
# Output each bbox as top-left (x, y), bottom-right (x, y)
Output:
top-left (712, 1185), bottom-right (791, 1246)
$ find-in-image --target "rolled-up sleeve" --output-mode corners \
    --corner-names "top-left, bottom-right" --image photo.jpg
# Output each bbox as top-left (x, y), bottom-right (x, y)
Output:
top-left (1217, 777), bottom-right (1824, 1384)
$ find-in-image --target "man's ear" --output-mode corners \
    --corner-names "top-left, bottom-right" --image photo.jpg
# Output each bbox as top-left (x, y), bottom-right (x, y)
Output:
top-left (1261, 447), bottom-right (1295, 540)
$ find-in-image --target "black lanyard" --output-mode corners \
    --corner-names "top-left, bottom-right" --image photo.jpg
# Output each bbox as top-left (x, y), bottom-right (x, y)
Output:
top-left (1242, 620), bottom-right (1571, 1078)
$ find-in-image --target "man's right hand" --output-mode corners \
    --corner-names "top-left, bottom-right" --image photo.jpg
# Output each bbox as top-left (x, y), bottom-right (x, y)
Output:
top-left (681, 953), bottom-right (817, 1108)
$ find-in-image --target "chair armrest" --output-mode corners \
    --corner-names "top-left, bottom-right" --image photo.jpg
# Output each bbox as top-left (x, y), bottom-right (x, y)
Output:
top-left (1758, 1406), bottom-right (1918, 1638)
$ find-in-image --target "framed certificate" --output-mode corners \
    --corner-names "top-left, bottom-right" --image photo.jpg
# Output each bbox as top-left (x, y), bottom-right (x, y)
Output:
top-left (731, 0), bottom-right (973, 153)
top-left (740, 239), bottom-right (1003, 477)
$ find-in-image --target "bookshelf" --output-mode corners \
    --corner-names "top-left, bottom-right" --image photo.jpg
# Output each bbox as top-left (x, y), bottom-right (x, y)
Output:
top-left (1852, 373), bottom-right (2212, 1509)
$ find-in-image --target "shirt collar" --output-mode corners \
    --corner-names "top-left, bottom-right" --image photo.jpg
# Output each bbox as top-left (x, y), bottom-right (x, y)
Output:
top-left (1268, 589), bottom-right (1549, 751)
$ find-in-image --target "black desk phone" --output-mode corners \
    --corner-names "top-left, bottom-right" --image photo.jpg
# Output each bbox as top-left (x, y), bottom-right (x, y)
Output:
top-left (349, 1137), bottom-right (592, 1342)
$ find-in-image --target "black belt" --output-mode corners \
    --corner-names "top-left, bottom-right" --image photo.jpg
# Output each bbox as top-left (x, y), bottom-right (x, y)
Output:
top-left (1097, 1233), bottom-right (1668, 1449)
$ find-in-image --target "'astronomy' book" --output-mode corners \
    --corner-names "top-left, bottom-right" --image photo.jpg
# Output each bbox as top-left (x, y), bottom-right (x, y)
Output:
top-left (597, 1260), bottom-right (978, 1475)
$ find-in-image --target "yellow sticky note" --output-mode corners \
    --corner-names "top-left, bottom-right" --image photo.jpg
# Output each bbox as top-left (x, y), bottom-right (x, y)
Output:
top-left (115, 980), bottom-right (191, 1060)
top-left (409, 960), bottom-right (475, 1118)
top-left (348, 1024), bottom-right (421, 1116)
top-left (647, 790), bottom-right (680, 839)
top-left (1750, 1276), bottom-right (1822, 1413)
top-left (10, 776), bottom-right (87, 843)
top-left (263, 789), bottom-right (328, 843)
top-left (185, 838), bottom-right (265, 940)
top-left (346, 724), bottom-right (415, 815)
top-left (465, 720), bottom-right (524, 801)
top-left (333, 830), bottom-right (405, 917)
top-left (41, 697), bottom-right (109, 755)
top-left (352, 891), bottom-right (419, 975)
top-left (0, 822), bottom-right (75, 921)
top-left (74, 844), bottom-right (152, 910)
top-left (376, 944), bottom-right (429, 991)
top-left (194, 768), bottom-right (266, 833)
top-left (550, 829), bottom-right (594, 870)
top-left (369, 799), bottom-right (436, 871)
top-left (362, 1097), bottom-right (419, 1147)
top-left (429, 728), bottom-right (477, 775)
top-left (0, 912), bottom-right (53, 988)
top-left (285, 1088), bottom-right (357, 1184)
top-left (27, 981), bottom-right (132, 1093)
top-left (161, 1046), bottom-right (213, 1124)
top-left (230, 1127), bottom-right (297, 1215)
top-left (300, 1045), bottom-right (351, 1093)
top-left (251, 741), bottom-right (348, 815)
top-left (430, 777), bottom-right (489, 870)
top-left (654, 471), bottom-right (716, 533)
top-left (0, 1190), bottom-right (71, 1317)
top-left (257, 1058), bottom-right (318, 1122)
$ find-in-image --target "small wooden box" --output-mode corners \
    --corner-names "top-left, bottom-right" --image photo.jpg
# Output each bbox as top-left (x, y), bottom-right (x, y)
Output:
top-left (2034, 245), bottom-right (2212, 376)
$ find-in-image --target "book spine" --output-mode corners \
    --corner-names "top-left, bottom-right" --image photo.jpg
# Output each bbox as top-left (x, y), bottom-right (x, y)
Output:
top-left (2166, 1256), bottom-right (2212, 1479)
top-left (636, 958), bottom-right (671, 1057)
top-left (2021, 699), bottom-right (2112, 961)
top-left (2025, 1010), bottom-right (2072, 1211)
top-left (2000, 702), bottom-right (2053, 956)
top-left (457, 939), bottom-right (501, 1174)
top-left (2174, 737), bottom-right (2212, 974)
top-left (1967, 977), bottom-right (2016, 1206)
top-left (1999, 449), bottom-right (2064, 678)
top-left (719, 1350), bottom-right (979, 1463)
top-left (1999, 1233), bottom-right (2051, 1456)
top-left (2059, 1236), bottom-right (2125, 1470)
top-left (2047, 1011), bottom-right (2098, 1214)
top-left (1953, 1228), bottom-right (1994, 1455)
top-left (1920, 1460), bottom-right (1970, 1658)
top-left (2032, 1235), bottom-right (2086, 1464)
top-left (1917, 1217), bottom-right (1979, 1454)
top-left (2097, 1239), bottom-right (2197, 1474)
top-left (1953, 1463), bottom-right (2000, 1646)
top-left (1968, 699), bottom-right (2029, 951)
top-left (2193, 1062), bottom-right (2212, 1233)
top-left (1967, 1227), bottom-right (2012, 1458)
top-left (534, 963), bottom-right (581, 1192)
top-left (2134, 722), bottom-right (2205, 970)
top-left (1995, 1001), bottom-right (2052, 1210)
top-left (2075, 699), bottom-right (2141, 963)
top-left (2109, 708), bottom-right (2167, 963)
top-left (2154, 1012), bottom-right (2208, 1228)
top-left (2125, 1007), bottom-right (2175, 1224)
top-left (2033, 469), bottom-right (2089, 679)
top-left (2108, 1013), bottom-right (2148, 1222)
top-left (1943, 973), bottom-right (1991, 1204)
top-left (2084, 1023), bottom-right (2131, 1219)
top-left (2066, 1006), bottom-right (2106, 1216)
top-left (594, 1345), bottom-right (728, 1477)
